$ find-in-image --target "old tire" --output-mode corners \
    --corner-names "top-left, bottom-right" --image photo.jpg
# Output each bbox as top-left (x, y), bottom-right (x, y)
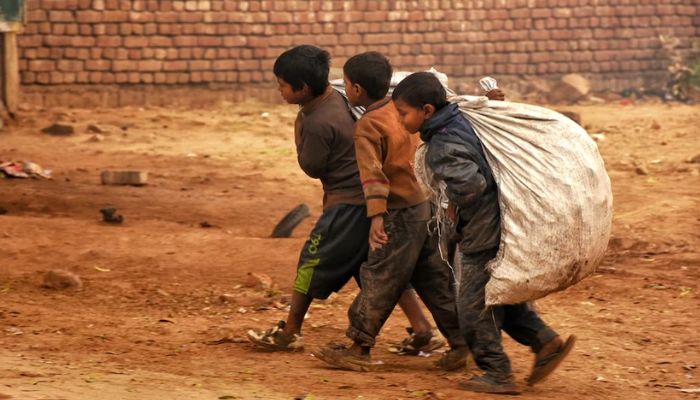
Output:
top-left (271, 203), bottom-right (311, 238)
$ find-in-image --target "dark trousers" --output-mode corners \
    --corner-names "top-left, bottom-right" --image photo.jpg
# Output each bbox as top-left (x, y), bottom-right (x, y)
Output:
top-left (346, 202), bottom-right (465, 349)
top-left (458, 249), bottom-right (558, 378)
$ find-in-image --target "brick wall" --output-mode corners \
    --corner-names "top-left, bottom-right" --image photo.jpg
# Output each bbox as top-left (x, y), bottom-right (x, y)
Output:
top-left (17, 0), bottom-right (700, 106)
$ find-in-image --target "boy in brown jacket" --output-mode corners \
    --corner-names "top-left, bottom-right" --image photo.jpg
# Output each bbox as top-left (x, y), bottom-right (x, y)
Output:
top-left (247, 45), bottom-right (445, 355)
top-left (314, 52), bottom-right (469, 371)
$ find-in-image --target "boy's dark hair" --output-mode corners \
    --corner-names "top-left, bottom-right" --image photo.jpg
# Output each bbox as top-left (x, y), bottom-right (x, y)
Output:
top-left (392, 72), bottom-right (448, 110)
top-left (343, 52), bottom-right (392, 100)
top-left (273, 45), bottom-right (330, 97)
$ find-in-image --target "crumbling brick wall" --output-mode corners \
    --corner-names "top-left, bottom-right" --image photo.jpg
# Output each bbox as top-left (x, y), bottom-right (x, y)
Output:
top-left (17, 0), bottom-right (700, 105)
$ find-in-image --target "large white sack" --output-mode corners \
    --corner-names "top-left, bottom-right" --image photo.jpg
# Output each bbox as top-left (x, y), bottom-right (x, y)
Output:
top-left (441, 95), bottom-right (613, 305)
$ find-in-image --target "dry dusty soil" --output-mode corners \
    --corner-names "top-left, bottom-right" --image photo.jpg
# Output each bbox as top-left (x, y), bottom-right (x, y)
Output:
top-left (0, 98), bottom-right (699, 399)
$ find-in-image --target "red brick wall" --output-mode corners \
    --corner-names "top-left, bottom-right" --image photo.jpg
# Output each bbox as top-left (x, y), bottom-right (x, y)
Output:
top-left (17, 0), bottom-right (700, 105)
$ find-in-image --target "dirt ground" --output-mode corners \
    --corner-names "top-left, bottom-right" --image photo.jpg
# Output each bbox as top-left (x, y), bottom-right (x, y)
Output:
top-left (0, 98), bottom-right (698, 400)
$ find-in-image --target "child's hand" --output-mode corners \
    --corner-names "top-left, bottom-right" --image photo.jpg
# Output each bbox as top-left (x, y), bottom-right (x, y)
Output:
top-left (485, 88), bottom-right (505, 101)
top-left (369, 214), bottom-right (389, 251)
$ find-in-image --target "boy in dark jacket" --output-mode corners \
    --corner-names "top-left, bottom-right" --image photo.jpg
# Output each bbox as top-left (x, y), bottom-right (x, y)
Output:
top-left (247, 46), bottom-right (444, 355)
top-left (391, 72), bottom-right (576, 395)
top-left (313, 52), bottom-right (469, 372)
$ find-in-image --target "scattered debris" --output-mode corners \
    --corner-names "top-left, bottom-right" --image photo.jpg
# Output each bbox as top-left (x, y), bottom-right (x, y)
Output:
top-left (100, 170), bottom-right (148, 186)
top-left (100, 207), bottom-right (124, 224)
top-left (0, 161), bottom-right (52, 179)
top-left (41, 123), bottom-right (74, 136)
top-left (271, 203), bottom-right (311, 238)
top-left (244, 272), bottom-right (273, 290)
top-left (41, 270), bottom-right (83, 290)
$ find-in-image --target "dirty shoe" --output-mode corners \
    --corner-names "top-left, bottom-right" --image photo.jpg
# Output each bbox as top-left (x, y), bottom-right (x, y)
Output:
top-left (458, 374), bottom-right (522, 395)
top-left (527, 334), bottom-right (576, 386)
top-left (312, 343), bottom-right (372, 372)
top-left (392, 327), bottom-right (446, 355)
top-left (433, 346), bottom-right (471, 371)
top-left (246, 320), bottom-right (303, 352)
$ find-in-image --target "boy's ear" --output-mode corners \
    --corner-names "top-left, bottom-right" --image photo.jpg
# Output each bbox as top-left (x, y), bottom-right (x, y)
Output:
top-left (351, 82), bottom-right (363, 98)
top-left (422, 104), bottom-right (437, 119)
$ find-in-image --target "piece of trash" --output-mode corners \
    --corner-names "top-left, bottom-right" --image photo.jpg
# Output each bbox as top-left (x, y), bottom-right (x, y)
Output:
top-left (186, 153), bottom-right (198, 158)
top-left (158, 319), bottom-right (175, 324)
top-left (591, 133), bottom-right (606, 142)
top-left (41, 123), bottom-right (74, 136)
top-left (260, 112), bottom-right (270, 118)
top-left (94, 266), bottom-right (111, 272)
top-left (101, 170), bottom-right (148, 186)
top-left (100, 208), bottom-right (124, 224)
top-left (0, 161), bottom-right (52, 179)
top-left (679, 388), bottom-right (700, 393)
top-left (4, 327), bottom-right (23, 336)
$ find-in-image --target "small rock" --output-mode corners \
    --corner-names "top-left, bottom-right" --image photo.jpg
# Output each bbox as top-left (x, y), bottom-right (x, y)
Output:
top-left (218, 294), bottom-right (235, 304)
top-left (635, 165), bottom-right (649, 176)
top-left (235, 292), bottom-right (271, 308)
top-left (689, 154), bottom-right (700, 164)
top-left (87, 134), bottom-right (105, 142)
top-left (41, 123), bottom-right (74, 136)
top-left (100, 207), bottom-right (123, 224)
top-left (41, 270), bottom-right (83, 290)
top-left (651, 120), bottom-right (661, 130)
top-left (86, 124), bottom-right (105, 133)
top-left (244, 272), bottom-right (273, 290)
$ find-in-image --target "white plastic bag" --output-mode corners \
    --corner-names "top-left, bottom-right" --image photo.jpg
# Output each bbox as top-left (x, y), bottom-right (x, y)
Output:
top-left (441, 95), bottom-right (613, 305)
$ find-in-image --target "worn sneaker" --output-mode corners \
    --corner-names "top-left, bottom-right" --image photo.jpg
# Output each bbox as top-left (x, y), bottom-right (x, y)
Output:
top-left (312, 343), bottom-right (373, 372)
top-left (390, 327), bottom-right (446, 355)
top-left (246, 320), bottom-right (304, 352)
top-left (433, 346), bottom-right (471, 371)
top-left (458, 374), bottom-right (522, 395)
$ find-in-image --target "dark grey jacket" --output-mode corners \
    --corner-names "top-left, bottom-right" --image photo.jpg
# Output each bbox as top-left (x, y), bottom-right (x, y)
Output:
top-left (420, 103), bottom-right (501, 254)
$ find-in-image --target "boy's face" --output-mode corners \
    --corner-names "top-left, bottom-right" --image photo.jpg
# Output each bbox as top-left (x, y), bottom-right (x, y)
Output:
top-left (276, 76), bottom-right (310, 105)
top-left (393, 99), bottom-right (435, 134)
top-left (343, 75), bottom-right (363, 107)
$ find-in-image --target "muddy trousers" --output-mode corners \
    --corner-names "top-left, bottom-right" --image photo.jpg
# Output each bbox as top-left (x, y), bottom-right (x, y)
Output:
top-left (458, 248), bottom-right (559, 378)
top-left (346, 202), bottom-right (465, 349)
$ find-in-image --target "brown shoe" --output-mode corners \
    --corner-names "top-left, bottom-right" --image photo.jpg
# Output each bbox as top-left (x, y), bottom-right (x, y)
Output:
top-left (458, 374), bottom-right (522, 395)
top-left (390, 327), bottom-right (446, 355)
top-left (312, 343), bottom-right (373, 372)
top-left (433, 346), bottom-right (471, 371)
top-left (527, 334), bottom-right (576, 386)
